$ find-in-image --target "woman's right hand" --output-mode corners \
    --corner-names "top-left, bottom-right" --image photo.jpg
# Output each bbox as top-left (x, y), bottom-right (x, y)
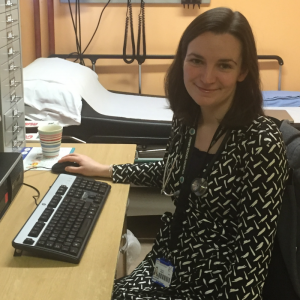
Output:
top-left (57, 153), bottom-right (112, 178)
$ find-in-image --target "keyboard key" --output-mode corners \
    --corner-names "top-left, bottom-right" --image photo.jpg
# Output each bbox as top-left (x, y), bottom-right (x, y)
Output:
top-left (23, 238), bottom-right (35, 245)
top-left (37, 240), bottom-right (46, 246)
top-left (28, 230), bottom-right (39, 237)
top-left (61, 246), bottom-right (70, 252)
top-left (54, 243), bottom-right (62, 250)
top-left (99, 187), bottom-right (107, 194)
top-left (69, 247), bottom-right (79, 256)
top-left (46, 241), bottom-right (54, 248)
top-left (77, 218), bottom-right (92, 238)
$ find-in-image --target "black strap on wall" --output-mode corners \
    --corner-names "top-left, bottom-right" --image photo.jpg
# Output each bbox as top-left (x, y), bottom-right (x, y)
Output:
top-left (136, 0), bottom-right (146, 65)
top-left (123, 0), bottom-right (135, 64)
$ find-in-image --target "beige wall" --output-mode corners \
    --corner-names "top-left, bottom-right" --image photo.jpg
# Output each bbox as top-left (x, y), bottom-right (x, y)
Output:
top-left (20, 0), bottom-right (300, 95)
top-left (20, 0), bottom-right (49, 66)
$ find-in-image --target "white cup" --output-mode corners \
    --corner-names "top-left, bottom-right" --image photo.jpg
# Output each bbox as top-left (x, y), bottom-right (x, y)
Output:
top-left (38, 124), bottom-right (63, 157)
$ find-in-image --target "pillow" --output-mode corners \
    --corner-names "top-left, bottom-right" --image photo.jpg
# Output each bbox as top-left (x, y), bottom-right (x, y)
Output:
top-left (23, 57), bottom-right (99, 126)
top-left (24, 80), bottom-right (82, 126)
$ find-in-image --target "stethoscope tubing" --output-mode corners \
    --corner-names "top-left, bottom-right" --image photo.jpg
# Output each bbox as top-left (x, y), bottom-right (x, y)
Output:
top-left (161, 123), bottom-right (230, 198)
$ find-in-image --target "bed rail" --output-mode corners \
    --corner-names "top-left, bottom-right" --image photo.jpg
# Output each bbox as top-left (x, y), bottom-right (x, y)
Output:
top-left (48, 54), bottom-right (284, 93)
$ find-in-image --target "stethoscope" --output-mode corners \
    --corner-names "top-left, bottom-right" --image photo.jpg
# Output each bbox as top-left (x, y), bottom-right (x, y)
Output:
top-left (161, 121), bottom-right (230, 198)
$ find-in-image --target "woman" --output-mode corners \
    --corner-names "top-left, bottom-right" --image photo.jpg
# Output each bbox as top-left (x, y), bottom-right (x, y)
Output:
top-left (59, 7), bottom-right (289, 299)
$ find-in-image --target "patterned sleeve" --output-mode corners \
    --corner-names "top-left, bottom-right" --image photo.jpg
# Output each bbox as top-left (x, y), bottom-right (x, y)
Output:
top-left (111, 116), bottom-right (179, 187)
top-left (226, 121), bottom-right (289, 299)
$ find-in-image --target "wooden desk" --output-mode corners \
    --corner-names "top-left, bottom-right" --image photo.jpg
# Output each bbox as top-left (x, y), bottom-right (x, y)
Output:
top-left (0, 143), bottom-right (136, 300)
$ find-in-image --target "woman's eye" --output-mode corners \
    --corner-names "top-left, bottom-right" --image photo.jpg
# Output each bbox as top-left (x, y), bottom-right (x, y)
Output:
top-left (219, 63), bottom-right (232, 70)
top-left (190, 59), bottom-right (203, 65)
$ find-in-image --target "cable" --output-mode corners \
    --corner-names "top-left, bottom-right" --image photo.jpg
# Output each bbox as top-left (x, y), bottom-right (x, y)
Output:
top-left (68, 0), bottom-right (81, 63)
top-left (23, 166), bottom-right (52, 206)
top-left (67, 0), bottom-right (111, 65)
top-left (22, 183), bottom-right (40, 206)
top-left (82, 0), bottom-right (111, 54)
top-left (77, 0), bottom-right (84, 65)
top-left (24, 167), bottom-right (51, 173)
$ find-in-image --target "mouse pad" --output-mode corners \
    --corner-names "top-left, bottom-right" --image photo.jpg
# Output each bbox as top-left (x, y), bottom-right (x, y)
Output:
top-left (22, 147), bottom-right (75, 171)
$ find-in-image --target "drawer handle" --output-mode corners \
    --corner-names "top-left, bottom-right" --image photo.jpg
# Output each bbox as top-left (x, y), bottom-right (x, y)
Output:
top-left (6, 18), bottom-right (15, 24)
top-left (8, 78), bottom-right (20, 87)
top-left (12, 109), bottom-right (21, 118)
top-left (8, 64), bottom-right (19, 71)
top-left (8, 48), bottom-right (18, 56)
top-left (12, 138), bottom-right (23, 148)
top-left (6, 1), bottom-right (16, 7)
top-left (6, 15), bottom-right (16, 23)
top-left (13, 123), bottom-right (20, 133)
top-left (10, 93), bottom-right (21, 103)
top-left (7, 33), bottom-right (18, 40)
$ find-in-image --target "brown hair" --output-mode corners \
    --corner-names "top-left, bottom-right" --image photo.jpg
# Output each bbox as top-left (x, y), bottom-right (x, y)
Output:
top-left (165, 7), bottom-right (264, 128)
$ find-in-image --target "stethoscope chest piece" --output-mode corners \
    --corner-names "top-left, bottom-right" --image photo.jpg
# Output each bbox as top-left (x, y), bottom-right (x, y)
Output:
top-left (191, 177), bottom-right (208, 196)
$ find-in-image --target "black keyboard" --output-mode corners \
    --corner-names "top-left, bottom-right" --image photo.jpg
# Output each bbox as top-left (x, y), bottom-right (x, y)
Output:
top-left (12, 174), bottom-right (111, 263)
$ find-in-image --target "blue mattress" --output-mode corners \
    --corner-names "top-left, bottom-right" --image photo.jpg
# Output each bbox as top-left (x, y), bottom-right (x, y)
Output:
top-left (263, 91), bottom-right (300, 107)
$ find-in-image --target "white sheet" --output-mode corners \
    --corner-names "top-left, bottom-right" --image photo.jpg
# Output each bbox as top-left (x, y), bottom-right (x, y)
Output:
top-left (24, 58), bottom-right (173, 123)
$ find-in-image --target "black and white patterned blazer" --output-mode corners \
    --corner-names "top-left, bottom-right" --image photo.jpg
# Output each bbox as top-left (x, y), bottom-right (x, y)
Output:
top-left (112, 115), bottom-right (289, 300)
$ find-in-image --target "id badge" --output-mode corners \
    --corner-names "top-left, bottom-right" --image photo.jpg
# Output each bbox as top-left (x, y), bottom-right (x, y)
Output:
top-left (152, 258), bottom-right (174, 288)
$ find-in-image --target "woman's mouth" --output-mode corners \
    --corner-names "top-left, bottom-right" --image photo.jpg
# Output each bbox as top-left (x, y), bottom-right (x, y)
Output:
top-left (195, 85), bottom-right (219, 93)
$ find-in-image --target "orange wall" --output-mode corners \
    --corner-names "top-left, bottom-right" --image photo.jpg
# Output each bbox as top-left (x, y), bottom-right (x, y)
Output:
top-left (20, 0), bottom-right (300, 95)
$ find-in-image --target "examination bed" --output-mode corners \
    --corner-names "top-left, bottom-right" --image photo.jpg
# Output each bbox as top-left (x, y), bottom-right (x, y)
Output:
top-left (24, 55), bottom-right (300, 157)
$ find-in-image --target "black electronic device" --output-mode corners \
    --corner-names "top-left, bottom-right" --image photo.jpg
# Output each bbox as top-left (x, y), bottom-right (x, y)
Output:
top-left (0, 152), bottom-right (24, 219)
top-left (51, 161), bottom-right (80, 174)
top-left (12, 174), bottom-right (111, 263)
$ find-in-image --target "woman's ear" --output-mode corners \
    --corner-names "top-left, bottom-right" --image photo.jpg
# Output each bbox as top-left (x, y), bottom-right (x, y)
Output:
top-left (237, 69), bottom-right (249, 82)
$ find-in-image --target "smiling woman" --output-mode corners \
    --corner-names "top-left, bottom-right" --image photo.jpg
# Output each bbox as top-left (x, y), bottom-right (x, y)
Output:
top-left (58, 7), bottom-right (290, 300)
top-left (110, 7), bottom-right (289, 300)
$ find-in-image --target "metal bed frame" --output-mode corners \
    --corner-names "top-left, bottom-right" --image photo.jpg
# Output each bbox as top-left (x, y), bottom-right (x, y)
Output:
top-left (48, 54), bottom-right (284, 94)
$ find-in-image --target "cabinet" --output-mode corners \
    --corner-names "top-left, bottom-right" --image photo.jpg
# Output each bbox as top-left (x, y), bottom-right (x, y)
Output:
top-left (0, 0), bottom-right (25, 152)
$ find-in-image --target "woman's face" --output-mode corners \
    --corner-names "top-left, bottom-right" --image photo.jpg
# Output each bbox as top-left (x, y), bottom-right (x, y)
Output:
top-left (183, 32), bottom-right (248, 114)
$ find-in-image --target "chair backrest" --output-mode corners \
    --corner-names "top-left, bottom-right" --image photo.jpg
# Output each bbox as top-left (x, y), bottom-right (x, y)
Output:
top-left (276, 120), bottom-right (300, 297)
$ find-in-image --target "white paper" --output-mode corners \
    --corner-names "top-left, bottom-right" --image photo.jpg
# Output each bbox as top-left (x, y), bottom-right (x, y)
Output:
top-left (22, 147), bottom-right (75, 170)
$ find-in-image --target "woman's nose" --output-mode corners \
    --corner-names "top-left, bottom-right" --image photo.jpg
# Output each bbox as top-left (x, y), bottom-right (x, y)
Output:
top-left (201, 66), bottom-right (216, 84)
